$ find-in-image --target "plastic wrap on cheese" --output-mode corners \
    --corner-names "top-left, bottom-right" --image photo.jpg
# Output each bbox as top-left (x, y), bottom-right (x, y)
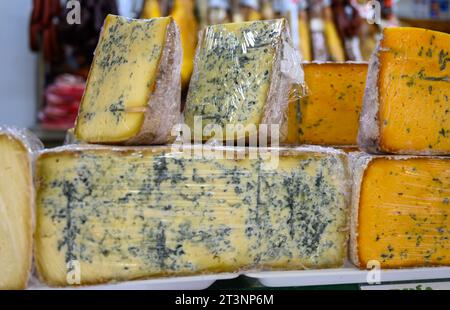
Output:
top-left (285, 62), bottom-right (368, 147)
top-left (64, 128), bottom-right (80, 145)
top-left (0, 126), bottom-right (44, 155)
top-left (0, 126), bottom-right (43, 289)
top-left (35, 145), bottom-right (349, 287)
top-left (74, 15), bottom-right (182, 145)
top-left (184, 19), bottom-right (304, 143)
top-left (350, 152), bottom-right (450, 269)
top-left (358, 27), bottom-right (450, 155)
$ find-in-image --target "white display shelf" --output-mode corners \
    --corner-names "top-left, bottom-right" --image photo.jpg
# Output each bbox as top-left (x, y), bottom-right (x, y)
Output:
top-left (27, 265), bottom-right (450, 289)
top-left (28, 273), bottom-right (240, 290)
top-left (245, 265), bottom-right (450, 288)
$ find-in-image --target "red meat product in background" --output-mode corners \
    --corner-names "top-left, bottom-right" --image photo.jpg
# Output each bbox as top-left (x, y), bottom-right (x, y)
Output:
top-left (39, 74), bottom-right (85, 130)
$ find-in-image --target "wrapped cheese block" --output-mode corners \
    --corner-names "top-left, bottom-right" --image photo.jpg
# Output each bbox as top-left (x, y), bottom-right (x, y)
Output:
top-left (184, 19), bottom-right (303, 142)
top-left (0, 126), bottom-right (43, 289)
top-left (350, 153), bottom-right (450, 269)
top-left (35, 145), bottom-right (349, 286)
top-left (74, 15), bottom-right (182, 145)
top-left (359, 27), bottom-right (450, 155)
top-left (286, 62), bottom-right (368, 146)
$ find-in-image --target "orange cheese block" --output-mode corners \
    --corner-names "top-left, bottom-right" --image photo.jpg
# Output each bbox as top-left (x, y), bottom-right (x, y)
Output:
top-left (359, 27), bottom-right (450, 155)
top-left (350, 154), bottom-right (450, 269)
top-left (286, 62), bottom-right (368, 146)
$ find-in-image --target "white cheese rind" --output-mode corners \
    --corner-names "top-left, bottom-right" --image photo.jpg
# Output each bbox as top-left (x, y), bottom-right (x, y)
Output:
top-left (357, 41), bottom-right (382, 154)
top-left (125, 19), bottom-right (182, 145)
top-left (348, 152), bottom-right (373, 268)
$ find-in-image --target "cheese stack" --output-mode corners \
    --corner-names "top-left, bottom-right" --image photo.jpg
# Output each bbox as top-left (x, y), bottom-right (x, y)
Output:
top-left (35, 146), bottom-right (350, 286)
top-left (74, 15), bottom-right (182, 145)
top-left (35, 16), bottom-right (349, 287)
top-left (285, 62), bottom-right (368, 147)
top-left (353, 27), bottom-right (450, 270)
top-left (0, 127), bottom-right (43, 289)
top-left (184, 19), bottom-right (303, 142)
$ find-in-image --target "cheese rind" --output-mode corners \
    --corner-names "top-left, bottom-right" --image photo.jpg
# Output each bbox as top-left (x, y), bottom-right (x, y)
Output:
top-left (35, 145), bottom-right (349, 286)
top-left (359, 27), bottom-right (450, 155)
top-left (184, 19), bottom-right (302, 141)
top-left (286, 62), bottom-right (367, 146)
top-left (0, 127), bottom-right (43, 290)
top-left (74, 15), bottom-right (182, 145)
top-left (350, 153), bottom-right (450, 269)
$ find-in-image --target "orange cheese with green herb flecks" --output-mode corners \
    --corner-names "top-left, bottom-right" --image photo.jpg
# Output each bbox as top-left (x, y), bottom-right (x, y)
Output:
top-left (357, 157), bottom-right (450, 269)
top-left (360, 27), bottom-right (450, 155)
top-left (286, 63), bottom-right (367, 146)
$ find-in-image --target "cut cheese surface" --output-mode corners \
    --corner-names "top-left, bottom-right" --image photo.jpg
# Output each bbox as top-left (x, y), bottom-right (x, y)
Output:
top-left (0, 134), bottom-right (33, 289)
top-left (35, 146), bottom-right (349, 286)
top-left (75, 15), bottom-right (175, 144)
top-left (286, 63), bottom-right (367, 146)
top-left (358, 157), bottom-right (450, 268)
top-left (185, 19), bottom-right (291, 140)
top-left (361, 27), bottom-right (450, 154)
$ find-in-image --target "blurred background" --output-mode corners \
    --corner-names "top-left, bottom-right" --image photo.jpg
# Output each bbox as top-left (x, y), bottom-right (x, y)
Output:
top-left (0, 0), bottom-right (449, 147)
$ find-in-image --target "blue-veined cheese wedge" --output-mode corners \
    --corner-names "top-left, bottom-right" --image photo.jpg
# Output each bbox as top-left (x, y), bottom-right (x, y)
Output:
top-left (184, 19), bottom-right (303, 142)
top-left (35, 145), bottom-right (349, 286)
top-left (74, 15), bottom-right (182, 145)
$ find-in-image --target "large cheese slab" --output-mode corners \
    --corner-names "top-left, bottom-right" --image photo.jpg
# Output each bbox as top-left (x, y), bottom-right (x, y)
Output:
top-left (74, 15), bottom-right (182, 145)
top-left (0, 127), bottom-right (43, 289)
top-left (359, 27), bottom-right (450, 155)
top-left (184, 19), bottom-right (302, 141)
top-left (35, 145), bottom-right (349, 286)
top-left (286, 62), bottom-right (367, 146)
top-left (350, 153), bottom-right (450, 269)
